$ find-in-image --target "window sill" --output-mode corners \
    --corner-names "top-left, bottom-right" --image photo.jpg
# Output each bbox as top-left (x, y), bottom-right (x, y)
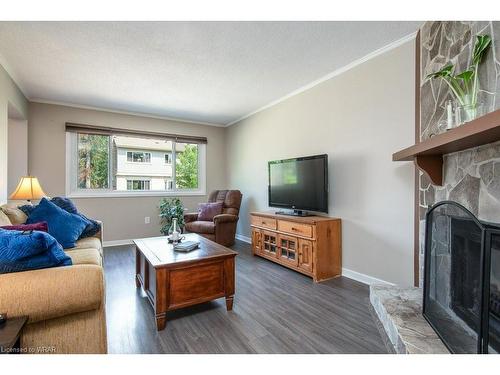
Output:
top-left (67, 190), bottom-right (206, 199)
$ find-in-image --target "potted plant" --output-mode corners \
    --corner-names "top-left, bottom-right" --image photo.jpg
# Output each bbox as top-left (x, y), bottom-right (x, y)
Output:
top-left (159, 197), bottom-right (185, 235)
top-left (426, 34), bottom-right (491, 123)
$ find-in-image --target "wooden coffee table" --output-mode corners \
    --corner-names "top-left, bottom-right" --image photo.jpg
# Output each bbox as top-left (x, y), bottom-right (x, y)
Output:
top-left (134, 233), bottom-right (237, 330)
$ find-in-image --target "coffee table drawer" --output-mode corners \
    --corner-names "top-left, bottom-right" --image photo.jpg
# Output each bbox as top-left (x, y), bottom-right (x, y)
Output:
top-left (251, 216), bottom-right (277, 230)
top-left (278, 221), bottom-right (313, 238)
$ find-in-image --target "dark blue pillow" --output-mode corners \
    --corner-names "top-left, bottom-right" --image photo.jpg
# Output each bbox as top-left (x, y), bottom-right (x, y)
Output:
top-left (21, 197), bottom-right (101, 239)
top-left (50, 198), bottom-right (100, 238)
top-left (78, 214), bottom-right (101, 238)
top-left (0, 228), bottom-right (72, 274)
top-left (26, 198), bottom-right (88, 248)
top-left (51, 197), bottom-right (78, 214)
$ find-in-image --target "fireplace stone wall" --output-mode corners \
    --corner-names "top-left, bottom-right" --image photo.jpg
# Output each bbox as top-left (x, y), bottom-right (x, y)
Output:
top-left (418, 21), bottom-right (500, 286)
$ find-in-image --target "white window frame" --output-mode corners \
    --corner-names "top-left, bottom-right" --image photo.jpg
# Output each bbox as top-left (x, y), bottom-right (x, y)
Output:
top-left (66, 132), bottom-right (206, 198)
top-left (126, 179), bottom-right (151, 191)
top-left (126, 150), bottom-right (151, 164)
top-left (164, 152), bottom-right (172, 164)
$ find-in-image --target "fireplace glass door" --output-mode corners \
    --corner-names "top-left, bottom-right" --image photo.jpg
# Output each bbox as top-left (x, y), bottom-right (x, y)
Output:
top-left (488, 232), bottom-right (500, 354)
top-left (423, 202), bottom-right (483, 353)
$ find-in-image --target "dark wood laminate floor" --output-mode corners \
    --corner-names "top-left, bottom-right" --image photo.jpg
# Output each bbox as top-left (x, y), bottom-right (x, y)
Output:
top-left (104, 240), bottom-right (388, 354)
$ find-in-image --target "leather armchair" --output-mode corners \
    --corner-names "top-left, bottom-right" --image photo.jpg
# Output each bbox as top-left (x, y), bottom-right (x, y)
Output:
top-left (184, 190), bottom-right (243, 247)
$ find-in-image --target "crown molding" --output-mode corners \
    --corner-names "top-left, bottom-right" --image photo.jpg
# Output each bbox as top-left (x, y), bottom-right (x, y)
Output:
top-left (29, 99), bottom-right (226, 127)
top-left (225, 31), bottom-right (418, 127)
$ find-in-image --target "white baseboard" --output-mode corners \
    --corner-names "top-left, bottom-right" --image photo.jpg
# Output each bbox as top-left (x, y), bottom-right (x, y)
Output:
top-left (235, 233), bottom-right (251, 243)
top-left (342, 268), bottom-right (394, 286)
top-left (103, 239), bottom-right (134, 247)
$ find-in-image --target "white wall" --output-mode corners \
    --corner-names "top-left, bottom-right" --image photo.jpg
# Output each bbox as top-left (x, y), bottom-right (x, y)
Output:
top-left (0, 64), bottom-right (28, 204)
top-left (226, 39), bottom-right (416, 286)
top-left (8, 118), bottom-right (28, 193)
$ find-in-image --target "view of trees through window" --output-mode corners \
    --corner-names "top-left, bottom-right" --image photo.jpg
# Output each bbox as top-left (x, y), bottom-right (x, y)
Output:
top-left (175, 143), bottom-right (199, 189)
top-left (77, 134), bottom-right (109, 189)
top-left (76, 133), bottom-right (200, 192)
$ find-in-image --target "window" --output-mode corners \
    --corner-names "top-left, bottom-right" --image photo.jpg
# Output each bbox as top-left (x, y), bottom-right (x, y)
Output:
top-left (67, 132), bottom-right (206, 197)
top-left (127, 151), bottom-right (151, 163)
top-left (127, 179), bottom-right (150, 191)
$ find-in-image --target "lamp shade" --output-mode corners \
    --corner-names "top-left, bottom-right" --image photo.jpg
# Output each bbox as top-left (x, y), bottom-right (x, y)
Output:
top-left (9, 176), bottom-right (47, 200)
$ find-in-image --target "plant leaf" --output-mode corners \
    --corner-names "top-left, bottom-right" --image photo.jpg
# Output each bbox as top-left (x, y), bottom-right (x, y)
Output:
top-left (455, 70), bottom-right (475, 95)
top-left (455, 70), bottom-right (474, 82)
top-left (426, 64), bottom-right (454, 80)
top-left (472, 34), bottom-right (491, 66)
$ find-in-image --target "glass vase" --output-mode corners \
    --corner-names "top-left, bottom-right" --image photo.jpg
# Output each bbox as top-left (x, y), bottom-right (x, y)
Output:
top-left (168, 217), bottom-right (182, 241)
top-left (455, 95), bottom-right (484, 125)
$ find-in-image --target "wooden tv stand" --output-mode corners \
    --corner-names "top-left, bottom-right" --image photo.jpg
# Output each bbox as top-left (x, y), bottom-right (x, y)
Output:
top-left (250, 212), bottom-right (342, 282)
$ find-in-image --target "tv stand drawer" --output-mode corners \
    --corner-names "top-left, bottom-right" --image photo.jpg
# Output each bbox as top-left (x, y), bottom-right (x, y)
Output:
top-left (251, 216), bottom-right (277, 230)
top-left (278, 221), bottom-right (313, 238)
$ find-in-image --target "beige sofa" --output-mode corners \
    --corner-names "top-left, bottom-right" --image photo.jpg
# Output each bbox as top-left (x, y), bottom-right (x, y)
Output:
top-left (0, 204), bottom-right (107, 354)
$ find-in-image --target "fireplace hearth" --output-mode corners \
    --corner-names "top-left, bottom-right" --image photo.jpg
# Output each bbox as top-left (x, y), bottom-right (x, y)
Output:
top-left (423, 201), bottom-right (500, 354)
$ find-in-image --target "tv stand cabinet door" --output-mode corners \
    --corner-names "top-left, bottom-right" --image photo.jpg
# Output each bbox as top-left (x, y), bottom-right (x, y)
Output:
top-left (277, 234), bottom-right (299, 267)
top-left (298, 239), bottom-right (314, 273)
top-left (251, 228), bottom-right (262, 255)
top-left (261, 230), bottom-right (279, 259)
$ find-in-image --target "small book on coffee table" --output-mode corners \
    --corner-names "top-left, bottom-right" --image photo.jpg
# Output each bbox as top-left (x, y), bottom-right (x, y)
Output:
top-left (173, 241), bottom-right (200, 252)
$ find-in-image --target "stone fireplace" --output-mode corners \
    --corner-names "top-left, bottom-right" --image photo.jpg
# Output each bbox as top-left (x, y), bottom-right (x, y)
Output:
top-left (370, 21), bottom-right (500, 354)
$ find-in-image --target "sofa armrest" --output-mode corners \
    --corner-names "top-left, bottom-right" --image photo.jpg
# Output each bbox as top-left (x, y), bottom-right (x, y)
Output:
top-left (213, 214), bottom-right (238, 224)
top-left (184, 212), bottom-right (199, 224)
top-left (0, 265), bottom-right (104, 324)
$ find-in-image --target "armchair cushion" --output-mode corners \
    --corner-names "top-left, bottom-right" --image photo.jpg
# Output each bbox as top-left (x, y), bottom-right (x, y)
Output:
top-left (197, 202), bottom-right (223, 221)
top-left (185, 220), bottom-right (215, 234)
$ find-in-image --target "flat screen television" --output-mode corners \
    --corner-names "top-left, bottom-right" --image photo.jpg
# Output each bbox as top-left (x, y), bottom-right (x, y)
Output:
top-left (268, 154), bottom-right (328, 216)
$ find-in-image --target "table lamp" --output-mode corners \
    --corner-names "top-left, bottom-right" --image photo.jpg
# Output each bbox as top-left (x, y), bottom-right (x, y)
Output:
top-left (9, 176), bottom-right (47, 202)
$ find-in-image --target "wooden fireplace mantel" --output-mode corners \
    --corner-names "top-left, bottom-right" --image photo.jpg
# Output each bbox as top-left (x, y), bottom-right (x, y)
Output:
top-left (393, 109), bottom-right (500, 185)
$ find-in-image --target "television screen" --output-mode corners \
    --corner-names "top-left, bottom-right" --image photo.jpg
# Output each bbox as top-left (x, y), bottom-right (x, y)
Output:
top-left (268, 154), bottom-right (328, 213)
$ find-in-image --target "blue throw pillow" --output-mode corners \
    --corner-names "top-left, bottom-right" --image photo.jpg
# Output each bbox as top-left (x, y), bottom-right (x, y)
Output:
top-left (78, 213), bottom-right (101, 238)
top-left (0, 228), bottom-right (72, 274)
top-left (26, 198), bottom-right (88, 248)
top-left (20, 197), bottom-right (101, 239)
top-left (51, 197), bottom-right (78, 214)
top-left (49, 197), bottom-right (100, 239)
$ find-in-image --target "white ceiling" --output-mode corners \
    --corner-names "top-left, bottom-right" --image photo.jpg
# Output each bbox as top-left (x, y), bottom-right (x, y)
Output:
top-left (0, 21), bottom-right (422, 126)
